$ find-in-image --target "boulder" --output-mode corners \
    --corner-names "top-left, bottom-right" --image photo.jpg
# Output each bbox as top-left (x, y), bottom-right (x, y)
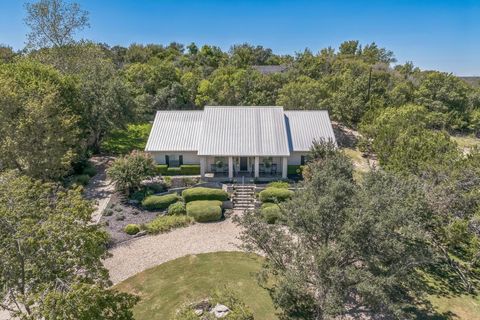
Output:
top-left (210, 304), bottom-right (230, 318)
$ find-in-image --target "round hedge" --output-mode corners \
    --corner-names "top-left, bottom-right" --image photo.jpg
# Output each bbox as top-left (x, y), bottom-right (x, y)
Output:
top-left (186, 200), bottom-right (223, 222)
top-left (266, 181), bottom-right (290, 189)
top-left (259, 187), bottom-right (294, 203)
top-left (261, 204), bottom-right (282, 224)
top-left (124, 224), bottom-right (140, 235)
top-left (142, 193), bottom-right (180, 210)
top-left (167, 201), bottom-right (186, 215)
top-left (182, 187), bottom-right (228, 203)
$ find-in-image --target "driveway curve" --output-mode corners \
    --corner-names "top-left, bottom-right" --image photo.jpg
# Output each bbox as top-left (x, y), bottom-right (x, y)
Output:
top-left (104, 213), bottom-right (244, 284)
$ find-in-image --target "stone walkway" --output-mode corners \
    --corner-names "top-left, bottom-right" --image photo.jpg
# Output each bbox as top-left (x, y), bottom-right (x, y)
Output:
top-left (104, 212), bottom-right (244, 284)
top-left (84, 156), bottom-right (115, 224)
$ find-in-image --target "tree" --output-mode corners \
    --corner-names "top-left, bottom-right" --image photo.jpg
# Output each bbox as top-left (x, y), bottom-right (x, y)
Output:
top-left (360, 104), bottom-right (459, 175)
top-left (276, 76), bottom-right (329, 110)
top-left (0, 60), bottom-right (80, 180)
top-left (0, 44), bottom-right (15, 63)
top-left (237, 145), bottom-right (435, 319)
top-left (107, 151), bottom-right (156, 195)
top-left (0, 171), bottom-right (138, 319)
top-left (25, 0), bottom-right (89, 49)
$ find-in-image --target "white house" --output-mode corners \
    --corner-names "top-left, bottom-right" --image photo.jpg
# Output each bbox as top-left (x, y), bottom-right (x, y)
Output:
top-left (145, 106), bottom-right (336, 179)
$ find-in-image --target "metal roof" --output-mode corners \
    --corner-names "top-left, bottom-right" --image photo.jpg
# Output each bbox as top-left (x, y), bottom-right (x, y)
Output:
top-left (146, 107), bottom-right (336, 155)
top-left (284, 111), bottom-right (337, 151)
top-left (197, 106), bottom-right (290, 156)
top-left (145, 111), bottom-right (203, 151)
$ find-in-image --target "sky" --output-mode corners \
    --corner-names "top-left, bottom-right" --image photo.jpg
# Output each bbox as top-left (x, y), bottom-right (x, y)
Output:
top-left (0, 0), bottom-right (479, 75)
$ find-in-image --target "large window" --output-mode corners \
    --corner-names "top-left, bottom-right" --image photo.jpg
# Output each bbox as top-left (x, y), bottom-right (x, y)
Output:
top-left (166, 154), bottom-right (182, 167)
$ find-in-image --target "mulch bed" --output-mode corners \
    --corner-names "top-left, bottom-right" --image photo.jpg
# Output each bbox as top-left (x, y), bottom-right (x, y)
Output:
top-left (100, 193), bottom-right (162, 246)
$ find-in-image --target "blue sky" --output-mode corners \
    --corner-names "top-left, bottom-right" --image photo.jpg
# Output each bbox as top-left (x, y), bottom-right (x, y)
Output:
top-left (0, 0), bottom-right (479, 75)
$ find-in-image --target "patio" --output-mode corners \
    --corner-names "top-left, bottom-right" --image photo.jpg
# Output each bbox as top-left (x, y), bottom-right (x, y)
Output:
top-left (200, 156), bottom-right (288, 180)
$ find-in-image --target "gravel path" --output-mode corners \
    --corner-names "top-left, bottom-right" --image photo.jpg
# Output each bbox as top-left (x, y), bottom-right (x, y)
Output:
top-left (84, 156), bottom-right (115, 224)
top-left (104, 212), bottom-right (244, 284)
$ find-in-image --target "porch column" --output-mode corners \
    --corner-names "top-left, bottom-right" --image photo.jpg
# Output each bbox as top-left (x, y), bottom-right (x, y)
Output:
top-left (200, 156), bottom-right (206, 178)
top-left (254, 156), bottom-right (260, 178)
top-left (228, 156), bottom-right (234, 179)
top-left (282, 156), bottom-right (288, 179)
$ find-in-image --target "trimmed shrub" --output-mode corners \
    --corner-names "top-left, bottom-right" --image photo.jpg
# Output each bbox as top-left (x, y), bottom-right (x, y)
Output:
top-left (179, 164), bottom-right (201, 175)
top-left (124, 224), bottom-right (140, 235)
top-left (144, 215), bottom-right (193, 234)
top-left (142, 194), bottom-right (180, 210)
top-left (156, 164), bottom-right (168, 175)
top-left (267, 181), bottom-right (290, 189)
top-left (167, 167), bottom-right (182, 175)
top-left (287, 165), bottom-right (304, 175)
top-left (186, 200), bottom-right (222, 222)
top-left (130, 188), bottom-right (153, 202)
top-left (261, 204), bottom-right (283, 224)
top-left (259, 187), bottom-right (294, 203)
top-left (182, 187), bottom-right (228, 203)
top-left (168, 202), bottom-right (186, 215)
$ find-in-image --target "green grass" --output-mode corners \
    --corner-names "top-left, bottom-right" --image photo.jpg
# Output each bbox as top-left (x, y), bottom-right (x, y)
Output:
top-left (451, 135), bottom-right (480, 152)
top-left (101, 123), bottom-right (152, 155)
top-left (115, 252), bottom-right (277, 320)
top-left (427, 294), bottom-right (480, 319)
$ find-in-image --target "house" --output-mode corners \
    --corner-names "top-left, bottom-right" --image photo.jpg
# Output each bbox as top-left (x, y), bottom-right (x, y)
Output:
top-left (145, 106), bottom-right (336, 179)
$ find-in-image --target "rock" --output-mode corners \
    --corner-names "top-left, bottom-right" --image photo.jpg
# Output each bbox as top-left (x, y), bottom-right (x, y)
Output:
top-left (128, 199), bottom-right (139, 205)
top-left (194, 309), bottom-right (203, 316)
top-left (134, 230), bottom-right (147, 238)
top-left (210, 304), bottom-right (230, 318)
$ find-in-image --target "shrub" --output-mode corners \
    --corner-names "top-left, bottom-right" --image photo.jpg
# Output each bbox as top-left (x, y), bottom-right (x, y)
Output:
top-left (168, 202), bottom-right (186, 215)
top-left (124, 224), bottom-right (140, 235)
top-left (267, 181), bottom-right (290, 189)
top-left (130, 188), bottom-right (153, 202)
top-left (167, 167), bottom-right (182, 175)
top-left (259, 187), bottom-right (294, 203)
top-left (186, 200), bottom-right (223, 222)
top-left (182, 187), bottom-right (228, 203)
top-left (179, 165), bottom-right (201, 175)
top-left (261, 204), bottom-right (283, 224)
top-left (142, 194), bottom-right (180, 210)
top-left (287, 165), bottom-right (304, 175)
top-left (144, 215), bottom-right (194, 234)
top-left (156, 164), bottom-right (168, 175)
top-left (82, 162), bottom-right (97, 177)
top-left (107, 151), bottom-right (156, 195)
top-left (72, 174), bottom-right (90, 186)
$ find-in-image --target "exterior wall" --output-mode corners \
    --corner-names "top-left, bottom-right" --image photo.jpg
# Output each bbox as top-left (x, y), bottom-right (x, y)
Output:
top-left (149, 151), bottom-right (200, 165)
top-left (287, 152), bottom-right (308, 165)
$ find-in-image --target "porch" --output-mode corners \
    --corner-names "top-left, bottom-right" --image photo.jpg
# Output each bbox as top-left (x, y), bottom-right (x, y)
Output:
top-left (199, 156), bottom-right (288, 179)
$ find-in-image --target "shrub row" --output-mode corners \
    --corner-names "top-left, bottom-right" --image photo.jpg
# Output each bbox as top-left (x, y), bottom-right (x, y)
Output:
top-left (259, 187), bottom-right (294, 203)
top-left (182, 187), bottom-right (228, 203)
top-left (144, 215), bottom-right (194, 234)
top-left (186, 200), bottom-right (223, 222)
top-left (267, 181), bottom-right (290, 189)
top-left (141, 193), bottom-right (180, 210)
top-left (155, 164), bottom-right (201, 176)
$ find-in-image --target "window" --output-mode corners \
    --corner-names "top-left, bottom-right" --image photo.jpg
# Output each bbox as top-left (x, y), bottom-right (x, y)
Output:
top-left (167, 154), bottom-right (182, 167)
top-left (301, 155), bottom-right (306, 165)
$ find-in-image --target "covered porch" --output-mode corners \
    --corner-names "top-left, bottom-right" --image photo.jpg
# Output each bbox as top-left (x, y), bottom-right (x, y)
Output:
top-left (199, 156), bottom-right (288, 179)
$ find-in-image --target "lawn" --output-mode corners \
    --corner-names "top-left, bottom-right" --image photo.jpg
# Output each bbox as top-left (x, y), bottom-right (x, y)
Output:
top-left (451, 135), bottom-right (480, 153)
top-left (428, 294), bottom-right (480, 319)
top-left (342, 147), bottom-right (371, 181)
top-left (115, 252), bottom-right (277, 319)
top-left (101, 123), bottom-right (152, 155)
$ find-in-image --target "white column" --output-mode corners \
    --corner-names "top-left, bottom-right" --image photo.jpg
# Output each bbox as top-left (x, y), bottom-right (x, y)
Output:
top-left (200, 156), bottom-right (206, 178)
top-left (282, 156), bottom-right (288, 179)
top-left (254, 156), bottom-right (260, 178)
top-left (228, 156), bottom-right (234, 179)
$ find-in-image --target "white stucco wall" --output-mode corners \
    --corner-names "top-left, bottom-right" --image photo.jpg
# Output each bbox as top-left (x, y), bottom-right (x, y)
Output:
top-left (149, 151), bottom-right (200, 165)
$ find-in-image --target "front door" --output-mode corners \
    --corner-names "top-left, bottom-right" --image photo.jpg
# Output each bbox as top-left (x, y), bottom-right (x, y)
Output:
top-left (239, 157), bottom-right (248, 171)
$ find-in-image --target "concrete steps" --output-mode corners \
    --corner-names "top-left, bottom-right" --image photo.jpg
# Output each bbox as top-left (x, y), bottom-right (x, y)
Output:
top-left (232, 184), bottom-right (256, 210)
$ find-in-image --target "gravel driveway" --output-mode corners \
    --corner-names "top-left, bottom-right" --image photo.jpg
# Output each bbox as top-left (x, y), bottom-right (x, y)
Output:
top-left (104, 212), bottom-right (244, 284)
